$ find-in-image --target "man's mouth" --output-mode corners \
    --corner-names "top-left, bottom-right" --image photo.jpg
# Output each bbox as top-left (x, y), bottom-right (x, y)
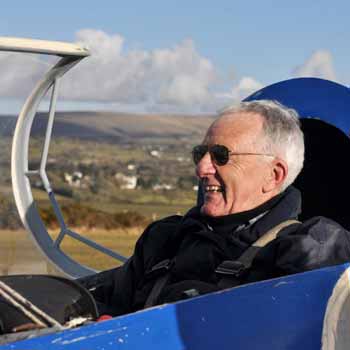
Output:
top-left (205, 185), bottom-right (224, 193)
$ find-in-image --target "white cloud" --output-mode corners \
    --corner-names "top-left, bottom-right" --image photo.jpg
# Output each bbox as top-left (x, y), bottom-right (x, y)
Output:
top-left (231, 77), bottom-right (263, 101)
top-left (58, 30), bottom-right (218, 113)
top-left (293, 50), bottom-right (337, 81)
top-left (0, 30), bottom-right (218, 113)
top-left (0, 53), bottom-right (47, 98)
top-left (4, 32), bottom-right (337, 114)
top-left (216, 77), bottom-right (263, 106)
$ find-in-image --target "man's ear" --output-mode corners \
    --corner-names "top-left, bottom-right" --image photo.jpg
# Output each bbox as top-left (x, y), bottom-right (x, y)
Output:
top-left (263, 158), bottom-right (288, 193)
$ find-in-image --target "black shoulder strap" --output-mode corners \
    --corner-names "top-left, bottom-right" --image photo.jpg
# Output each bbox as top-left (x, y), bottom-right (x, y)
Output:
top-left (143, 259), bottom-right (173, 308)
top-left (143, 213), bottom-right (199, 309)
top-left (144, 220), bottom-right (301, 307)
top-left (217, 219), bottom-right (301, 289)
top-left (144, 274), bottom-right (171, 309)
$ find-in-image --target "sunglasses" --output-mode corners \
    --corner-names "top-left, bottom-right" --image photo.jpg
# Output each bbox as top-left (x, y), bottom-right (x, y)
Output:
top-left (192, 144), bottom-right (275, 166)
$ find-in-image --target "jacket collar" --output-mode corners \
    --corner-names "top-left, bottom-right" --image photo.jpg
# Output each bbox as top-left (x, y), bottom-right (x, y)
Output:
top-left (183, 186), bottom-right (301, 246)
top-left (229, 186), bottom-right (301, 246)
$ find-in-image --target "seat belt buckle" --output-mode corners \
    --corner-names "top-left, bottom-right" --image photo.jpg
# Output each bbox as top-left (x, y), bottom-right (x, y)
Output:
top-left (182, 289), bottom-right (200, 299)
top-left (215, 260), bottom-right (247, 278)
top-left (145, 259), bottom-right (174, 279)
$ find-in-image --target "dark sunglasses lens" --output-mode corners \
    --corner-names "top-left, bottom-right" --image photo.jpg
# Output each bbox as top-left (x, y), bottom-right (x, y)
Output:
top-left (192, 145), bottom-right (208, 164)
top-left (211, 145), bottom-right (229, 165)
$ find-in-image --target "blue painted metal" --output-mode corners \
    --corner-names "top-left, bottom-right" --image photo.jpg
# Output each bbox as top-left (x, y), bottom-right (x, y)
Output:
top-left (244, 77), bottom-right (350, 136)
top-left (1, 263), bottom-right (347, 350)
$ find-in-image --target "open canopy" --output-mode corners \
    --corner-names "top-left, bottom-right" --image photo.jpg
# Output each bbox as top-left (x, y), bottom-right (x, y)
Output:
top-left (0, 37), bottom-right (89, 57)
top-left (244, 77), bottom-right (350, 136)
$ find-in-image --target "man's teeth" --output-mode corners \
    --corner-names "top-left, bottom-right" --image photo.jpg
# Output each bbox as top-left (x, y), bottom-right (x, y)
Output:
top-left (205, 185), bottom-right (223, 193)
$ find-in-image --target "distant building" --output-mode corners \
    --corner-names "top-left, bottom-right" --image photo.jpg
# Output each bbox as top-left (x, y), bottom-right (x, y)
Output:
top-left (115, 172), bottom-right (138, 190)
top-left (47, 158), bottom-right (57, 164)
top-left (64, 171), bottom-right (83, 188)
top-left (153, 183), bottom-right (173, 191)
top-left (150, 150), bottom-right (161, 158)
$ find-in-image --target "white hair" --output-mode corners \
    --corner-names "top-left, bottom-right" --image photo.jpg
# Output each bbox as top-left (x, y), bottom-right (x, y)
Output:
top-left (220, 100), bottom-right (305, 191)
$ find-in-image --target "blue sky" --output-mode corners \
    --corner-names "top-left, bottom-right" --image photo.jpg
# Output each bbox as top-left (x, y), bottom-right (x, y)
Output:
top-left (0, 1), bottom-right (349, 113)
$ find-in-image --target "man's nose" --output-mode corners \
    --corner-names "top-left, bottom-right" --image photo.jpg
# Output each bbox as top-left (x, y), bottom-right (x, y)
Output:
top-left (196, 152), bottom-right (216, 177)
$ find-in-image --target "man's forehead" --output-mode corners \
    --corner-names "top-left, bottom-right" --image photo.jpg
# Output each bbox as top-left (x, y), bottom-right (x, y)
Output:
top-left (206, 112), bottom-right (264, 140)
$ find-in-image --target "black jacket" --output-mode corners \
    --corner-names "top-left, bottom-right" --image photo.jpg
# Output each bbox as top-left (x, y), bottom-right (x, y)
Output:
top-left (92, 187), bottom-right (350, 316)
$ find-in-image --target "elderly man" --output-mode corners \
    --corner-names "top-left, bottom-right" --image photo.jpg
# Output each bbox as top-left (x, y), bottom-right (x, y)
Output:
top-left (93, 100), bottom-right (350, 316)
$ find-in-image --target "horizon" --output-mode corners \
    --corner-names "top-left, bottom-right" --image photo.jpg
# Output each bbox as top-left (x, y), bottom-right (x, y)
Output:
top-left (0, 107), bottom-right (216, 118)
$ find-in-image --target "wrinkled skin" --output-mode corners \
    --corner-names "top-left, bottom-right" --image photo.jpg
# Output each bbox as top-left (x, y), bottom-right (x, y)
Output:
top-left (196, 112), bottom-right (288, 217)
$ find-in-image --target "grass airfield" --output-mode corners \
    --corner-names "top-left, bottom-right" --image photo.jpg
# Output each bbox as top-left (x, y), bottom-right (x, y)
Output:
top-left (0, 226), bottom-right (145, 275)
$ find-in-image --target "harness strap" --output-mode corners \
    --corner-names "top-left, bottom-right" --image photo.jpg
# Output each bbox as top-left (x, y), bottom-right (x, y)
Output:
top-left (144, 219), bottom-right (300, 308)
top-left (144, 274), bottom-right (171, 309)
top-left (217, 219), bottom-right (301, 289)
top-left (144, 259), bottom-right (173, 308)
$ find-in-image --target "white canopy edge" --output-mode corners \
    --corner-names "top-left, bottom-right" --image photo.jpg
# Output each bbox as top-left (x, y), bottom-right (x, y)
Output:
top-left (322, 268), bottom-right (350, 350)
top-left (0, 37), bottom-right (89, 57)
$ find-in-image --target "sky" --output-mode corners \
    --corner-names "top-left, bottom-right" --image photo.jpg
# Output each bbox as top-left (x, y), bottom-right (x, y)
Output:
top-left (0, 0), bottom-right (349, 114)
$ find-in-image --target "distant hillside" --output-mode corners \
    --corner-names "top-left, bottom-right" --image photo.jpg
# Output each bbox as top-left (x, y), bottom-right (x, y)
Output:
top-left (0, 111), bottom-right (215, 144)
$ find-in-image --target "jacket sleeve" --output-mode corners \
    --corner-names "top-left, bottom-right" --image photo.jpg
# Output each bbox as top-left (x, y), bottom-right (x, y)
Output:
top-left (99, 215), bottom-right (182, 316)
top-left (101, 223), bottom-right (153, 316)
top-left (246, 216), bottom-right (350, 283)
top-left (275, 216), bottom-right (350, 273)
top-left (82, 239), bottom-right (145, 317)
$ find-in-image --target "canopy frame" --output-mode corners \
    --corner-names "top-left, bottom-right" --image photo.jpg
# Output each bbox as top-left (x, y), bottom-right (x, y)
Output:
top-left (2, 37), bottom-right (127, 278)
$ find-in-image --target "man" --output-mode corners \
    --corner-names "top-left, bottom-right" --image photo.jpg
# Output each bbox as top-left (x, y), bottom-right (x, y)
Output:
top-left (92, 100), bottom-right (350, 316)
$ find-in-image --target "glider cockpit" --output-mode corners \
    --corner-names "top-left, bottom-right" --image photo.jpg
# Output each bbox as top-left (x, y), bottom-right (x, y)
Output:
top-left (0, 37), bottom-right (350, 349)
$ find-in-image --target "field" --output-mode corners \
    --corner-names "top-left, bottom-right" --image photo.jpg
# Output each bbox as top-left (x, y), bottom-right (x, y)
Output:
top-left (49, 226), bottom-right (144, 270)
top-left (0, 230), bottom-right (56, 275)
top-left (0, 227), bottom-right (144, 275)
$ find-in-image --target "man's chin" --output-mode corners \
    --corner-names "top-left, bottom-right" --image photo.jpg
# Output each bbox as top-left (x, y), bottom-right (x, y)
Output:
top-left (200, 203), bottom-right (226, 217)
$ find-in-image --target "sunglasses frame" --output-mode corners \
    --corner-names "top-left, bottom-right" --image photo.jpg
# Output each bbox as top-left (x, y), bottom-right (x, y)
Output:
top-left (192, 144), bottom-right (275, 166)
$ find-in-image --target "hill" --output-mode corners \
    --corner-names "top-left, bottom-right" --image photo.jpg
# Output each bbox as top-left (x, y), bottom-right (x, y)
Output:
top-left (0, 111), bottom-right (215, 144)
